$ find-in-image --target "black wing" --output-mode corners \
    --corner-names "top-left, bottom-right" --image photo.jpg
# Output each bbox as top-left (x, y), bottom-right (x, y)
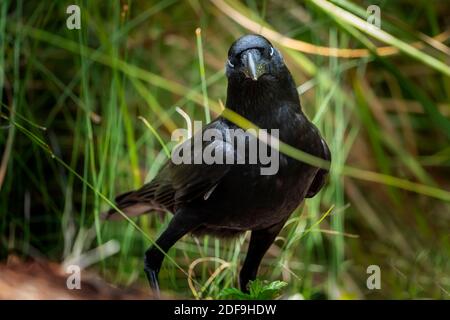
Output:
top-left (305, 137), bottom-right (331, 198)
top-left (104, 119), bottom-right (234, 218)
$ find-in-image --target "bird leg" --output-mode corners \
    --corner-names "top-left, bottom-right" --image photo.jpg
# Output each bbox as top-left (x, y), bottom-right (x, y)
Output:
top-left (144, 210), bottom-right (200, 297)
top-left (239, 221), bottom-right (285, 292)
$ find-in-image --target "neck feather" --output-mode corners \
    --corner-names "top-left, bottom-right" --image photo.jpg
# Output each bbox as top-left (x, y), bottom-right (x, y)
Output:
top-left (225, 70), bottom-right (301, 123)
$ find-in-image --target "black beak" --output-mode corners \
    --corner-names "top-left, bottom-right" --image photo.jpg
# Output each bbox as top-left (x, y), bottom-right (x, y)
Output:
top-left (242, 49), bottom-right (265, 81)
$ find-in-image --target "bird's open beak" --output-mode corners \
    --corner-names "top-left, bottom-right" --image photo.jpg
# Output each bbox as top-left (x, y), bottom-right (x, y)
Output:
top-left (242, 50), bottom-right (265, 81)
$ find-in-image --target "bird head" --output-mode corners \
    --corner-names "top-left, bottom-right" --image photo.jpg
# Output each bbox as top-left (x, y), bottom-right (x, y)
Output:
top-left (225, 34), bottom-right (285, 83)
top-left (224, 34), bottom-right (300, 118)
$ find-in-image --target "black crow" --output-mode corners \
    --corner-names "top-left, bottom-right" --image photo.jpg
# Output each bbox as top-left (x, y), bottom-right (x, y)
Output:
top-left (104, 34), bottom-right (331, 294)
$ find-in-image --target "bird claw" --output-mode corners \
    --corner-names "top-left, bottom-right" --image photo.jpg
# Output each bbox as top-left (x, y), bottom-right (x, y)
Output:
top-left (145, 267), bottom-right (160, 299)
top-left (240, 280), bottom-right (250, 294)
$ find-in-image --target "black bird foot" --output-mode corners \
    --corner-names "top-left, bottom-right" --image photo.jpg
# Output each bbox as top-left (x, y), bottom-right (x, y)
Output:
top-left (239, 277), bottom-right (251, 294)
top-left (144, 267), bottom-right (160, 299)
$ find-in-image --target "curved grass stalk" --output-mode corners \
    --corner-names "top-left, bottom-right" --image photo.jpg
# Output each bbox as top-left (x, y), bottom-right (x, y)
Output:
top-left (138, 116), bottom-right (171, 158)
top-left (212, 0), bottom-right (450, 59)
top-left (308, 0), bottom-right (450, 76)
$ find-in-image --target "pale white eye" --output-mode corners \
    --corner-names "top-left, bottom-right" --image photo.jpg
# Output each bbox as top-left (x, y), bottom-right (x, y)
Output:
top-left (270, 47), bottom-right (274, 56)
top-left (227, 59), bottom-right (234, 68)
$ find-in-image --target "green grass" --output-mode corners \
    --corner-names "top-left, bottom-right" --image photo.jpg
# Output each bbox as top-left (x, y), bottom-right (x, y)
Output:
top-left (0, 0), bottom-right (449, 299)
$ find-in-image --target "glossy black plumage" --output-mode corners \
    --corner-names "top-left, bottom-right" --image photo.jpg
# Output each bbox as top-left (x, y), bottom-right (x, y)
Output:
top-left (105, 34), bottom-right (331, 293)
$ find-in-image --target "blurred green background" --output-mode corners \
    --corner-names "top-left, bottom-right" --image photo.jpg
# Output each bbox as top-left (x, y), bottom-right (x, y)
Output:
top-left (0, 0), bottom-right (449, 299)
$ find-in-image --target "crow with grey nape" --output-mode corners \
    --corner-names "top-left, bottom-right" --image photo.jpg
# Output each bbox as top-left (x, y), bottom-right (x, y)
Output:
top-left (103, 34), bottom-right (331, 295)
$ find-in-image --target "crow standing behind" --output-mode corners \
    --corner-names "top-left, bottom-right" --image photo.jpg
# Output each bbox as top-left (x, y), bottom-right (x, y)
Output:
top-left (104, 34), bottom-right (331, 294)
